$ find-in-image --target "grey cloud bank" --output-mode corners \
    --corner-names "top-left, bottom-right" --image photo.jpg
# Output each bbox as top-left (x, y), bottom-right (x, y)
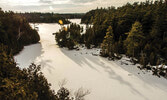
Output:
top-left (0, 0), bottom-right (147, 13)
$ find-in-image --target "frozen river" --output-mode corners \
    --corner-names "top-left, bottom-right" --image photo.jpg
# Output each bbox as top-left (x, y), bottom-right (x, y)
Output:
top-left (15, 19), bottom-right (167, 100)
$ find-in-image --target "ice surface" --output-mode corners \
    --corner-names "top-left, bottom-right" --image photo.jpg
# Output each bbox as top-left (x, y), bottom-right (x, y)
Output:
top-left (14, 19), bottom-right (167, 100)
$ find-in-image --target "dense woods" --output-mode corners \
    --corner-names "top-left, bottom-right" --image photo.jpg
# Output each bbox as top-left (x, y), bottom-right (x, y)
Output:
top-left (81, 0), bottom-right (167, 66)
top-left (58, 13), bottom-right (84, 19)
top-left (0, 8), bottom-right (40, 54)
top-left (17, 12), bottom-right (71, 24)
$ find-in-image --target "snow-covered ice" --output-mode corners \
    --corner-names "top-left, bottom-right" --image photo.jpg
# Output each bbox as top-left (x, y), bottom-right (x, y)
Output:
top-left (14, 19), bottom-right (167, 100)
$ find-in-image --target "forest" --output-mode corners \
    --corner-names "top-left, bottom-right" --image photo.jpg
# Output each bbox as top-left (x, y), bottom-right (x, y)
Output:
top-left (55, 0), bottom-right (167, 77)
top-left (0, 9), bottom-right (40, 54)
top-left (81, 0), bottom-right (167, 66)
top-left (57, 13), bottom-right (85, 19)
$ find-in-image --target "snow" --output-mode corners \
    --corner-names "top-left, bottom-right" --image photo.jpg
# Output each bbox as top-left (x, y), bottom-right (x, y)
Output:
top-left (14, 19), bottom-right (167, 100)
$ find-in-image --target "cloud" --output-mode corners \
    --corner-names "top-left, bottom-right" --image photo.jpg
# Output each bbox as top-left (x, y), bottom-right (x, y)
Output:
top-left (5, 3), bottom-right (84, 13)
top-left (0, 0), bottom-right (153, 13)
top-left (39, 0), bottom-right (97, 4)
top-left (39, 0), bottom-right (70, 4)
top-left (71, 0), bottom-right (97, 3)
top-left (39, 0), bottom-right (53, 4)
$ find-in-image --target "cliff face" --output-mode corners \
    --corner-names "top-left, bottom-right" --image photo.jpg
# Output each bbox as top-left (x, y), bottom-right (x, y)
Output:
top-left (0, 9), bottom-right (40, 54)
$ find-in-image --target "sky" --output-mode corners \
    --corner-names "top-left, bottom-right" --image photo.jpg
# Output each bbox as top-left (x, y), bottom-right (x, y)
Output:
top-left (0, 0), bottom-right (147, 13)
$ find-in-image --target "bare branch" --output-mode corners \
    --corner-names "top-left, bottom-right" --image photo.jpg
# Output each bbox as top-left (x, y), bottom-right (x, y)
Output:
top-left (74, 87), bottom-right (91, 100)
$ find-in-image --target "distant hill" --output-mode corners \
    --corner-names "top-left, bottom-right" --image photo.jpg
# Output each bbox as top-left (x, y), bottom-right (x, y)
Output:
top-left (57, 13), bottom-right (85, 19)
top-left (17, 12), bottom-right (80, 24)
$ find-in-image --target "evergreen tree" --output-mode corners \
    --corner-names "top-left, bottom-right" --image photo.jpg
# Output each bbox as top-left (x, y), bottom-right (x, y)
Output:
top-left (84, 26), bottom-right (95, 48)
top-left (101, 26), bottom-right (114, 57)
top-left (54, 23), bottom-right (83, 49)
top-left (118, 36), bottom-right (124, 54)
top-left (124, 21), bottom-right (145, 57)
top-left (150, 52), bottom-right (156, 65)
top-left (139, 51), bottom-right (147, 68)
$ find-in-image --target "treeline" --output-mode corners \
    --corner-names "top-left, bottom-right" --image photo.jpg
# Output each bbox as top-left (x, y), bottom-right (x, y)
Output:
top-left (17, 12), bottom-right (70, 24)
top-left (0, 8), bottom-right (40, 54)
top-left (81, 0), bottom-right (167, 66)
top-left (58, 13), bottom-right (85, 19)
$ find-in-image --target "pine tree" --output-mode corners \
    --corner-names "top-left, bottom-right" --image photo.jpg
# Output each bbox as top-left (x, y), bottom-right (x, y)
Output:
top-left (124, 21), bottom-right (145, 57)
top-left (118, 36), bottom-right (124, 54)
top-left (84, 26), bottom-right (95, 49)
top-left (150, 52), bottom-right (155, 65)
top-left (139, 51), bottom-right (147, 68)
top-left (101, 26), bottom-right (114, 57)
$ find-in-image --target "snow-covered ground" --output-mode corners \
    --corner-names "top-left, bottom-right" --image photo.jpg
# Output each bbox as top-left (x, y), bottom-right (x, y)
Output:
top-left (14, 19), bottom-right (167, 100)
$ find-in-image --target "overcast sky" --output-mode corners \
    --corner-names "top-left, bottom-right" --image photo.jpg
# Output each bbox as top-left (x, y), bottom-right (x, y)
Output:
top-left (0, 0), bottom-right (147, 13)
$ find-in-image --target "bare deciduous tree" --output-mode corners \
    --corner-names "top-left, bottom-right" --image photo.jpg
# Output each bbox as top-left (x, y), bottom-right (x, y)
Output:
top-left (74, 87), bottom-right (91, 100)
